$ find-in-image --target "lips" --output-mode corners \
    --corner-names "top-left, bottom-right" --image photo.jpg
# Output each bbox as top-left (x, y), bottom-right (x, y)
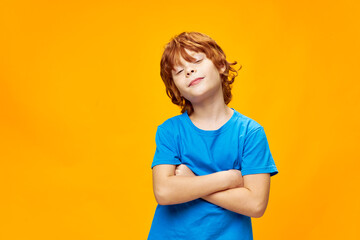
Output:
top-left (189, 77), bottom-right (204, 87)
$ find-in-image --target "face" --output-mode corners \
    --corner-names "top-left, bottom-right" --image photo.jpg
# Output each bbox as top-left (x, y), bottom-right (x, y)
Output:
top-left (171, 48), bottom-right (225, 104)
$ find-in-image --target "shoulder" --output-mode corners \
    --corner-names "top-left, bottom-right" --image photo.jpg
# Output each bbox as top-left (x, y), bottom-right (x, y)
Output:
top-left (155, 113), bottom-right (185, 139)
top-left (234, 110), bottom-right (264, 136)
top-left (157, 114), bottom-right (182, 131)
top-left (154, 114), bottom-right (183, 154)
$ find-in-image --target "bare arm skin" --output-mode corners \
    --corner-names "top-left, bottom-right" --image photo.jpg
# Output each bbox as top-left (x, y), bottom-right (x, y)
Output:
top-left (175, 164), bottom-right (271, 218)
top-left (152, 164), bottom-right (243, 205)
top-left (202, 174), bottom-right (270, 218)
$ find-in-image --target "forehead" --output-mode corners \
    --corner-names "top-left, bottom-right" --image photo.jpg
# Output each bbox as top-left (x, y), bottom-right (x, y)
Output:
top-left (172, 49), bottom-right (205, 70)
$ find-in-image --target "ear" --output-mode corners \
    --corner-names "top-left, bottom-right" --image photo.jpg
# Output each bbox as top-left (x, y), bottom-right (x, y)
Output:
top-left (220, 64), bottom-right (226, 74)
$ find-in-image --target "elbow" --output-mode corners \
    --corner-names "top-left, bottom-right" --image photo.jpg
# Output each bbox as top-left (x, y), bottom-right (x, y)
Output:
top-left (153, 175), bottom-right (177, 205)
top-left (252, 208), bottom-right (265, 218)
top-left (155, 194), bottom-right (169, 205)
top-left (252, 202), bottom-right (267, 218)
top-left (154, 187), bottom-right (171, 205)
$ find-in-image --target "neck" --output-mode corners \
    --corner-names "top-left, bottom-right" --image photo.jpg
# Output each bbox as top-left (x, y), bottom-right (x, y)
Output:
top-left (189, 90), bottom-right (232, 124)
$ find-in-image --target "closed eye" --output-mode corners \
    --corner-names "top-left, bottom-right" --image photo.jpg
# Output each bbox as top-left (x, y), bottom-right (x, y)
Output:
top-left (176, 59), bottom-right (202, 75)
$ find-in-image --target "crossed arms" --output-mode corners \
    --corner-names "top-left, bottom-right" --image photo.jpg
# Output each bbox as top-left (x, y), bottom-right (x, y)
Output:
top-left (152, 164), bottom-right (270, 218)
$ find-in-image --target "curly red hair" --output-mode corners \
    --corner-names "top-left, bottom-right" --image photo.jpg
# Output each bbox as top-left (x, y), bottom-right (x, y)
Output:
top-left (160, 31), bottom-right (242, 116)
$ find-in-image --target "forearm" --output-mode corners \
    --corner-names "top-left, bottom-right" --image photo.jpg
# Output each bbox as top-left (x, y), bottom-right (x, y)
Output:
top-left (201, 187), bottom-right (263, 218)
top-left (158, 172), bottom-right (229, 205)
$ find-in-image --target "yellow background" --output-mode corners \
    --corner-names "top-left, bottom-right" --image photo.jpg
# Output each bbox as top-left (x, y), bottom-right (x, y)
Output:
top-left (1, 0), bottom-right (359, 239)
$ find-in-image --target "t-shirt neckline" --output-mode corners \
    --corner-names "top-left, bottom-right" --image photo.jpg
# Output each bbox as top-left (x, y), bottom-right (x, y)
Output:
top-left (183, 107), bottom-right (238, 136)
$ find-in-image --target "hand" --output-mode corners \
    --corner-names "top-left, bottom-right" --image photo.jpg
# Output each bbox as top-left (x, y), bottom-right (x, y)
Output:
top-left (226, 169), bottom-right (244, 188)
top-left (175, 164), bottom-right (196, 177)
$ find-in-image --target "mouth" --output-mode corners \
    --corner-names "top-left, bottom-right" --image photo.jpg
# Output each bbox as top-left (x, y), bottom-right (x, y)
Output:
top-left (188, 77), bottom-right (204, 87)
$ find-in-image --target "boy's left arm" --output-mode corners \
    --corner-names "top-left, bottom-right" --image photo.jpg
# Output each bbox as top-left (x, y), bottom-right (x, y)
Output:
top-left (202, 173), bottom-right (270, 218)
top-left (175, 164), bottom-right (270, 218)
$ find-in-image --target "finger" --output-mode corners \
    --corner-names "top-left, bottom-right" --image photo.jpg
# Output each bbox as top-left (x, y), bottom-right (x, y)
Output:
top-left (180, 164), bottom-right (188, 169)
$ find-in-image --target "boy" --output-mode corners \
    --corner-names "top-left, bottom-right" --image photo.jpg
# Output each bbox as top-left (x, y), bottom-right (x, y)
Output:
top-left (148, 31), bottom-right (278, 240)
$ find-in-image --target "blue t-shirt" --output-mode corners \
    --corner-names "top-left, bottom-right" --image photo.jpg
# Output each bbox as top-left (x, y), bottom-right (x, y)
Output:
top-left (148, 108), bottom-right (278, 240)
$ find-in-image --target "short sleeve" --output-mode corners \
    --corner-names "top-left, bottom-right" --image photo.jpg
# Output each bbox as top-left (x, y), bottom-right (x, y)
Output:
top-left (151, 126), bottom-right (182, 169)
top-left (240, 127), bottom-right (278, 177)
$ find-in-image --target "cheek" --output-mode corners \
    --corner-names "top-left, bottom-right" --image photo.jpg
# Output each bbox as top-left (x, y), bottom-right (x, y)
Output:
top-left (174, 82), bottom-right (183, 92)
top-left (210, 68), bottom-right (222, 81)
top-left (173, 78), bottom-right (187, 89)
top-left (172, 81), bottom-right (186, 96)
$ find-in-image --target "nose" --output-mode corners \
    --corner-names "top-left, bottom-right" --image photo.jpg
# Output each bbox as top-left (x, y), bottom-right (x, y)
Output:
top-left (186, 69), bottom-right (196, 77)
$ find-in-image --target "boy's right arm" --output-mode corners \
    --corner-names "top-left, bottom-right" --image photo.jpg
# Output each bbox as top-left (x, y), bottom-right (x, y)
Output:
top-left (152, 164), bottom-right (242, 205)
